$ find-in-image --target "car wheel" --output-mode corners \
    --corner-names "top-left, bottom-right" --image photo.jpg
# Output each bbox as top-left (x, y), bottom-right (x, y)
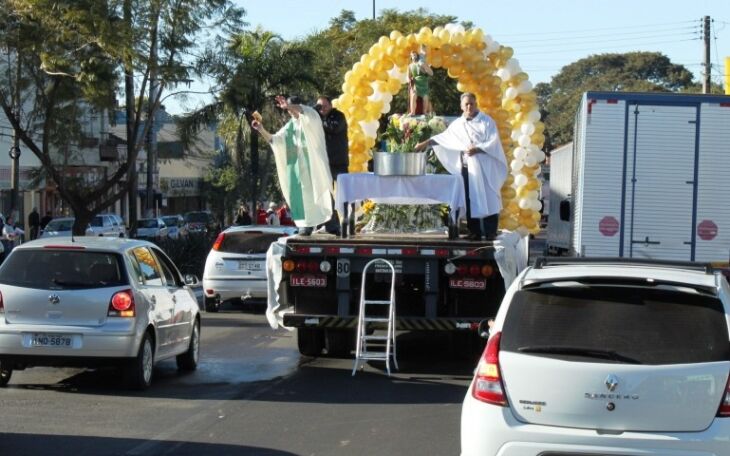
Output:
top-left (297, 328), bottom-right (324, 356)
top-left (204, 296), bottom-right (220, 313)
top-left (0, 360), bottom-right (12, 387)
top-left (176, 320), bottom-right (200, 371)
top-left (126, 332), bottom-right (154, 390)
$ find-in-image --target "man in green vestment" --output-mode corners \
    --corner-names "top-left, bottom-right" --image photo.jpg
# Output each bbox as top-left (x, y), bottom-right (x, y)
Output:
top-left (251, 96), bottom-right (333, 235)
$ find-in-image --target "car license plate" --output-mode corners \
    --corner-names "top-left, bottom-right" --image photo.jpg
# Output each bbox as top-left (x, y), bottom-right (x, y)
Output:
top-left (290, 274), bottom-right (327, 287)
top-left (239, 261), bottom-right (263, 271)
top-left (29, 333), bottom-right (73, 348)
top-left (449, 278), bottom-right (486, 290)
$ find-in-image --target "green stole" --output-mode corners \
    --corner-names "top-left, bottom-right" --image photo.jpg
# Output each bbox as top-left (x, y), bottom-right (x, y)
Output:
top-left (284, 121), bottom-right (311, 220)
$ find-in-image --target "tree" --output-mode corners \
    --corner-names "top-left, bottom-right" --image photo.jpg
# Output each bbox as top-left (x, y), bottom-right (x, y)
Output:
top-left (179, 28), bottom-right (316, 218)
top-left (300, 9), bottom-right (473, 116)
top-left (539, 52), bottom-right (696, 149)
top-left (0, 0), bottom-right (245, 234)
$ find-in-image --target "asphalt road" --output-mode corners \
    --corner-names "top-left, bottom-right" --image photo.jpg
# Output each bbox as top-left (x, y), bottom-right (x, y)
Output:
top-left (0, 308), bottom-right (478, 456)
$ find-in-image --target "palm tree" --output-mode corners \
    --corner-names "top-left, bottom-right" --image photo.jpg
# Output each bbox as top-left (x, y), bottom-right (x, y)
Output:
top-left (179, 27), bottom-right (317, 218)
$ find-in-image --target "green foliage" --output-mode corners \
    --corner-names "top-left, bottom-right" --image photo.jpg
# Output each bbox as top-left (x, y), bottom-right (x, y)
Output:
top-left (298, 9), bottom-right (470, 115)
top-left (380, 114), bottom-right (446, 153)
top-left (539, 52), bottom-right (697, 148)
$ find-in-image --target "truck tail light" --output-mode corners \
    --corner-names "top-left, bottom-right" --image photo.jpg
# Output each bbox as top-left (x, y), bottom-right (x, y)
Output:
top-left (306, 260), bottom-right (319, 273)
top-left (718, 373), bottom-right (730, 417)
top-left (472, 331), bottom-right (508, 406)
top-left (211, 232), bottom-right (225, 251)
top-left (469, 265), bottom-right (481, 276)
top-left (481, 265), bottom-right (494, 277)
top-left (282, 259), bottom-right (295, 272)
top-left (108, 289), bottom-right (135, 317)
top-left (295, 261), bottom-right (307, 273)
top-left (456, 264), bottom-right (467, 276)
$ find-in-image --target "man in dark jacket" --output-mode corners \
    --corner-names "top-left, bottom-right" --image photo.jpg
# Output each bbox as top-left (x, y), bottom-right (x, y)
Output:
top-left (28, 207), bottom-right (40, 240)
top-left (315, 95), bottom-right (348, 235)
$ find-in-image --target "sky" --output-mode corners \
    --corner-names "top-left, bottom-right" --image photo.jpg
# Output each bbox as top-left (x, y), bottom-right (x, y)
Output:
top-left (165, 0), bottom-right (729, 114)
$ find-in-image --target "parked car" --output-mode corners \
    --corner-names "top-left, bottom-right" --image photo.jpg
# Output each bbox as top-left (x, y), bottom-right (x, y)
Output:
top-left (202, 225), bottom-right (297, 312)
top-left (461, 257), bottom-right (730, 455)
top-left (0, 237), bottom-right (201, 389)
top-left (40, 215), bottom-right (126, 238)
top-left (183, 211), bottom-right (219, 236)
top-left (134, 218), bottom-right (169, 241)
top-left (161, 215), bottom-right (186, 240)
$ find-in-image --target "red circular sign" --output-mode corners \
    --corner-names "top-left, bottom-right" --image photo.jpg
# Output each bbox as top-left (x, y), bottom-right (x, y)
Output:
top-left (697, 220), bottom-right (718, 241)
top-left (599, 216), bottom-right (619, 237)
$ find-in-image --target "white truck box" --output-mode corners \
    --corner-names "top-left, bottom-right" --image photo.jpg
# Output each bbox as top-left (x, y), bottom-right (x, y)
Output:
top-left (562, 91), bottom-right (730, 262)
top-left (546, 142), bottom-right (573, 254)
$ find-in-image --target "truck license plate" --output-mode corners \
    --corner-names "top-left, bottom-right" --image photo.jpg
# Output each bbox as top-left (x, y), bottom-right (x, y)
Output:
top-left (29, 333), bottom-right (74, 348)
top-left (290, 274), bottom-right (327, 287)
top-left (449, 278), bottom-right (486, 290)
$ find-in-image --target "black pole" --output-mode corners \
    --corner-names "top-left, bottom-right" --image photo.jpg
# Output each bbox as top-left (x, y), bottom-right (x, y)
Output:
top-left (372, 0), bottom-right (375, 20)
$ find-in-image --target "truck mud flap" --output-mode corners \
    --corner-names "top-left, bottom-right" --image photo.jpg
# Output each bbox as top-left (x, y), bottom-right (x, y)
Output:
top-left (283, 315), bottom-right (482, 331)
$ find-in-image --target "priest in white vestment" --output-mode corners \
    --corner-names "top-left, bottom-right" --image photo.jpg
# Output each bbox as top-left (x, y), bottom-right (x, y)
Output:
top-left (251, 96), bottom-right (333, 235)
top-left (416, 92), bottom-right (507, 240)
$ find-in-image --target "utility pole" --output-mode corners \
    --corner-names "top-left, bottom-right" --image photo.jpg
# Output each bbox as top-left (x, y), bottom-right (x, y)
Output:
top-left (145, 27), bottom-right (159, 218)
top-left (124, 0), bottom-right (138, 237)
top-left (703, 15), bottom-right (711, 94)
top-left (9, 47), bottom-right (21, 222)
top-left (372, 1), bottom-right (375, 20)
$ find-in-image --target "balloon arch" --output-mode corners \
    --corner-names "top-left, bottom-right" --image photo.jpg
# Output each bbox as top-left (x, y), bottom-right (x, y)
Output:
top-left (333, 24), bottom-right (546, 235)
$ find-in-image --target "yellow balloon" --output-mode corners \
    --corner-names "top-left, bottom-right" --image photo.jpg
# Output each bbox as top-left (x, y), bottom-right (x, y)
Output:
top-left (378, 36), bottom-right (390, 47)
top-left (389, 30), bottom-right (402, 41)
top-left (501, 217), bottom-right (519, 231)
top-left (501, 187), bottom-right (516, 200)
top-left (438, 29), bottom-right (451, 43)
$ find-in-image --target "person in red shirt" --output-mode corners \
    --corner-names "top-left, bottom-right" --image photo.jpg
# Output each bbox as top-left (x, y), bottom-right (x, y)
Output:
top-left (255, 202), bottom-right (267, 225)
top-left (276, 202), bottom-right (295, 226)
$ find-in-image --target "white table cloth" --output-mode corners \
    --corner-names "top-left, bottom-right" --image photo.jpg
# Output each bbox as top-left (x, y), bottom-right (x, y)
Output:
top-left (336, 173), bottom-right (466, 221)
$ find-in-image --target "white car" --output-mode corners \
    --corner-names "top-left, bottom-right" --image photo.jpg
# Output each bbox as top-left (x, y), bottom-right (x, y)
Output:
top-left (462, 257), bottom-right (730, 455)
top-left (0, 237), bottom-right (201, 389)
top-left (202, 225), bottom-right (297, 312)
top-left (40, 215), bottom-right (126, 238)
top-left (135, 218), bottom-right (169, 241)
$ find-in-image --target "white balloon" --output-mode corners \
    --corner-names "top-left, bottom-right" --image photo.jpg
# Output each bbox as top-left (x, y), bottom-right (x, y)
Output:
top-left (518, 198), bottom-right (531, 210)
top-left (510, 130), bottom-right (522, 141)
top-left (535, 150), bottom-right (546, 162)
top-left (505, 58), bottom-right (522, 75)
top-left (453, 24), bottom-right (466, 35)
top-left (527, 110), bottom-right (541, 122)
top-left (524, 155), bottom-right (538, 167)
top-left (496, 68), bottom-right (512, 81)
top-left (527, 190), bottom-right (539, 200)
top-left (381, 92), bottom-right (393, 104)
top-left (520, 122), bottom-right (535, 135)
top-left (444, 23), bottom-right (457, 33)
top-left (510, 159), bottom-right (524, 172)
top-left (514, 174), bottom-right (528, 187)
top-left (514, 147), bottom-right (527, 160)
top-left (505, 87), bottom-right (519, 100)
top-left (518, 80), bottom-right (533, 93)
top-left (359, 120), bottom-right (379, 138)
top-left (531, 199), bottom-right (542, 212)
top-left (518, 134), bottom-right (531, 147)
top-left (368, 90), bottom-right (384, 102)
top-left (380, 101), bottom-right (391, 114)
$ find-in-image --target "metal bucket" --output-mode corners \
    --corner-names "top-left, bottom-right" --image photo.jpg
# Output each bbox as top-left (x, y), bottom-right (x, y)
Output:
top-left (373, 151), bottom-right (426, 176)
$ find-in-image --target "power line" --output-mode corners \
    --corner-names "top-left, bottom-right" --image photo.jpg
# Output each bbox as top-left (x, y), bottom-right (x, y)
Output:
top-left (497, 19), bottom-right (698, 37)
top-left (506, 25), bottom-right (699, 46)
top-left (513, 31), bottom-right (699, 50)
top-left (517, 37), bottom-right (700, 57)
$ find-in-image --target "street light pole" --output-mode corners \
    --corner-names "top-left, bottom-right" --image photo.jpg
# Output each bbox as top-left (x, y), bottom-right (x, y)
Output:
top-left (145, 28), bottom-right (159, 218)
top-left (372, 0), bottom-right (375, 20)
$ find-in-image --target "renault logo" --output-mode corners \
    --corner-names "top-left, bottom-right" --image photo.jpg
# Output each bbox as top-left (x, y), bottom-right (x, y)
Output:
top-left (48, 294), bottom-right (60, 305)
top-left (605, 374), bottom-right (619, 392)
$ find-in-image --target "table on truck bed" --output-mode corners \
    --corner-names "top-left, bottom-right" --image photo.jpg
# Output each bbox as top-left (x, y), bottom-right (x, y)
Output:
top-left (335, 172), bottom-right (466, 239)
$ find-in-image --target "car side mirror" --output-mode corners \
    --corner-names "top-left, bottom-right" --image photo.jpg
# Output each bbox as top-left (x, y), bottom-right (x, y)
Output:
top-left (477, 319), bottom-right (493, 339)
top-left (559, 199), bottom-right (571, 222)
top-left (184, 274), bottom-right (200, 286)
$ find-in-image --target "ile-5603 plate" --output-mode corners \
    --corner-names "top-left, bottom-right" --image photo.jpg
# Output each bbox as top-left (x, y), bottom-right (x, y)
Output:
top-left (449, 278), bottom-right (486, 290)
top-left (290, 274), bottom-right (327, 287)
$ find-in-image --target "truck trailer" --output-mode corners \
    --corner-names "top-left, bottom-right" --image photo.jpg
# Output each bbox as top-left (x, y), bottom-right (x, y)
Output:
top-left (549, 91), bottom-right (730, 261)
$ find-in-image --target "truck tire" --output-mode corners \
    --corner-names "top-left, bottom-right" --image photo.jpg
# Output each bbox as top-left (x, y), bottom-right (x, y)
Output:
top-left (325, 329), bottom-right (355, 358)
top-left (297, 328), bottom-right (324, 356)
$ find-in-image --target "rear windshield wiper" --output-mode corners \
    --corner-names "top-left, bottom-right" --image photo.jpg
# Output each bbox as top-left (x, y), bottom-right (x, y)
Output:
top-left (517, 345), bottom-right (641, 364)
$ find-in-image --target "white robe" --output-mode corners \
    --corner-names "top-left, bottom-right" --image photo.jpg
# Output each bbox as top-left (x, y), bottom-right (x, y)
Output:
top-left (270, 105), bottom-right (333, 228)
top-left (431, 112), bottom-right (507, 218)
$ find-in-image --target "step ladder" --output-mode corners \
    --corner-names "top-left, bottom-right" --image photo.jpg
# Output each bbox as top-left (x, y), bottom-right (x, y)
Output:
top-left (352, 258), bottom-right (398, 376)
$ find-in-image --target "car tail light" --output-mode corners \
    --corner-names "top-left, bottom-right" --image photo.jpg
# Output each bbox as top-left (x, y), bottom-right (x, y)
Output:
top-left (456, 264), bottom-right (467, 276)
top-left (108, 289), bottom-right (135, 317)
top-left (211, 232), bottom-right (225, 251)
top-left (0, 290), bottom-right (4, 313)
top-left (469, 265), bottom-right (481, 276)
top-left (472, 331), bottom-right (508, 406)
top-left (282, 259), bottom-right (295, 272)
top-left (718, 373), bottom-right (730, 417)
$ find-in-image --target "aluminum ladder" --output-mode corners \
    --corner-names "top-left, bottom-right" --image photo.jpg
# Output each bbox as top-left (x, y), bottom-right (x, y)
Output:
top-left (352, 258), bottom-right (398, 376)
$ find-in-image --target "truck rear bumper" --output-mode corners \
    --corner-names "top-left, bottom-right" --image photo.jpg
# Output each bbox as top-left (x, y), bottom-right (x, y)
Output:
top-left (283, 314), bottom-right (484, 331)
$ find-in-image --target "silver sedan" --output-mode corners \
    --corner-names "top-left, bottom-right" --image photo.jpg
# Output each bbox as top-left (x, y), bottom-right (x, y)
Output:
top-left (0, 237), bottom-right (201, 389)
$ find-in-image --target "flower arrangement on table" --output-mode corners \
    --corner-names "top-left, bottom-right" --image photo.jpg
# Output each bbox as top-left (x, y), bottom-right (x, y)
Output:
top-left (380, 114), bottom-right (447, 153)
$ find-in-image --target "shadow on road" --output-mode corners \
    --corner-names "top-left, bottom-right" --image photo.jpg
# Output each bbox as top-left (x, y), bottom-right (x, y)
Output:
top-left (1, 433), bottom-right (298, 456)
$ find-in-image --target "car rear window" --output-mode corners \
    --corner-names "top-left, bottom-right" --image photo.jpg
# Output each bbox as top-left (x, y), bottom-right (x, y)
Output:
top-left (90, 216), bottom-right (104, 227)
top-left (219, 231), bottom-right (286, 254)
top-left (46, 219), bottom-right (73, 231)
top-left (501, 283), bottom-right (730, 365)
top-left (162, 217), bottom-right (179, 227)
top-left (0, 250), bottom-right (128, 289)
top-left (185, 212), bottom-right (209, 223)
top-left (137, 219), bottom-right (158, 229)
